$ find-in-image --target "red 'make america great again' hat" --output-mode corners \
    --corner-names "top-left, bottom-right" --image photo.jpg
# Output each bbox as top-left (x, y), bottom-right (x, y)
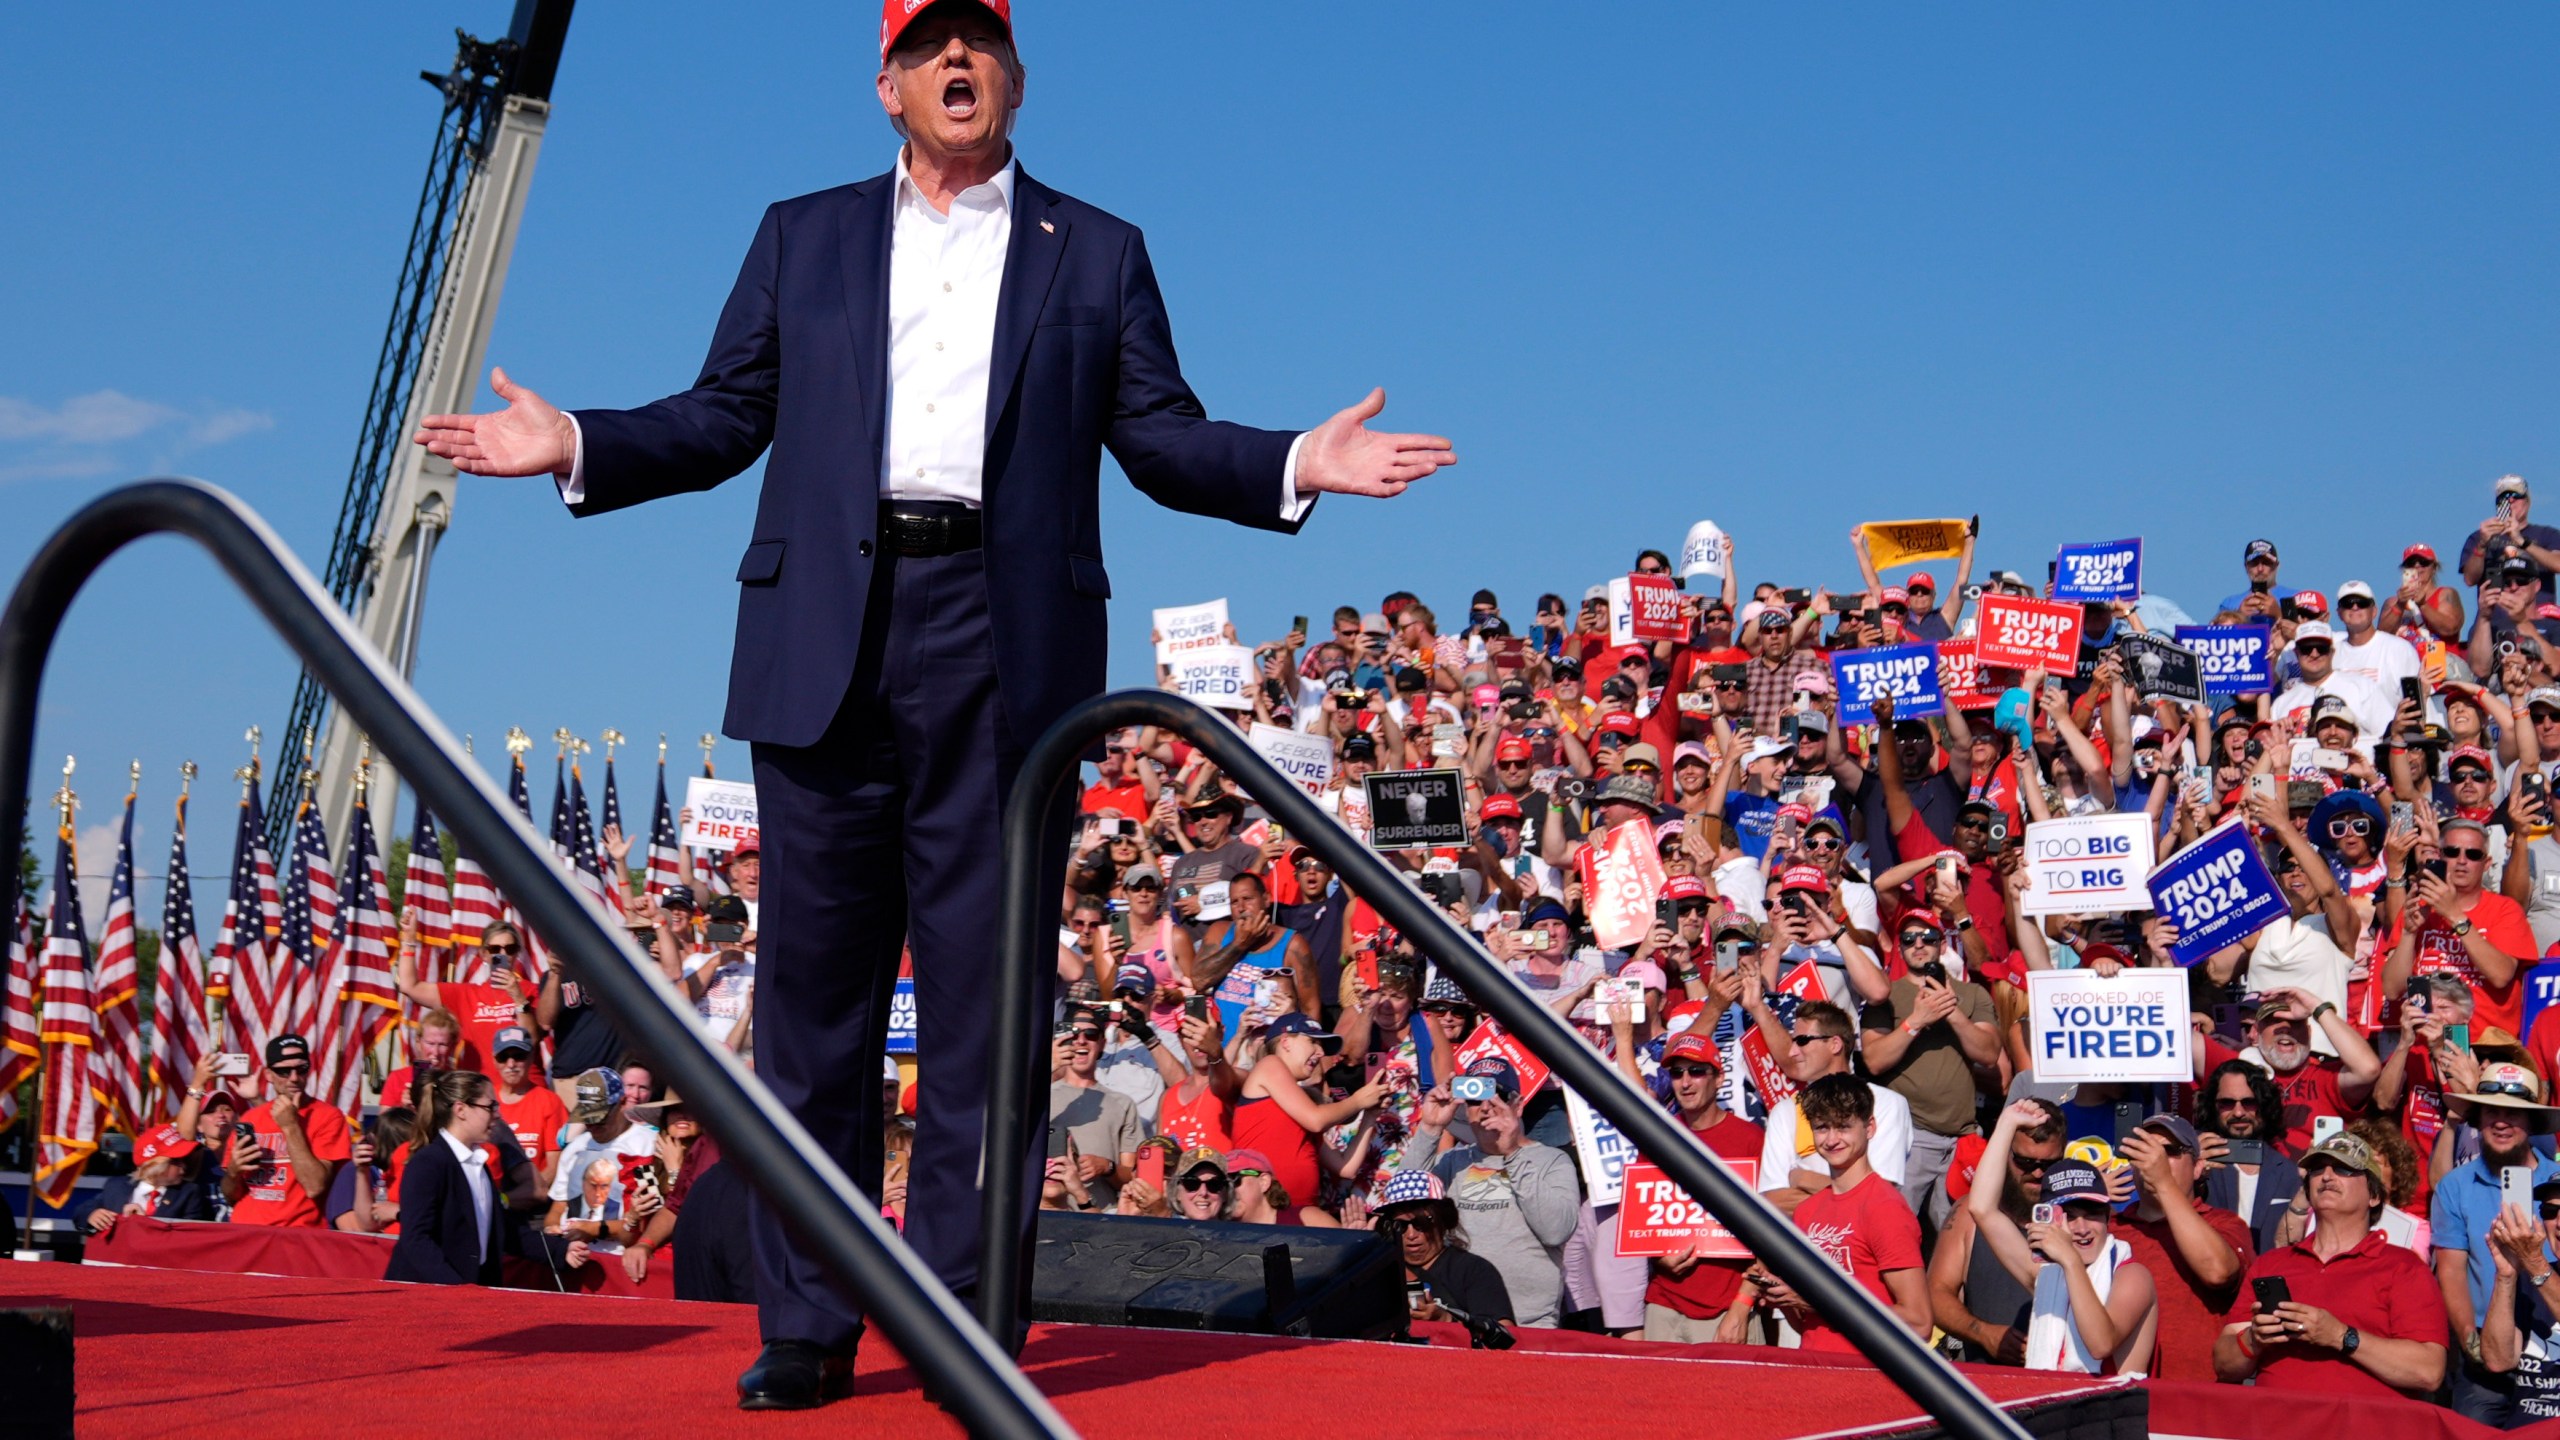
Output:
top-left (883, 0), bottom-right (1013, 60)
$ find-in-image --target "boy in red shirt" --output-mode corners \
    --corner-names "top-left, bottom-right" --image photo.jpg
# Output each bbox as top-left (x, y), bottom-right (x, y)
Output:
top-left (1750, 1072), bottom-right (1930, 1352)
top-left (220, 1034), bottom-right (353, 1229)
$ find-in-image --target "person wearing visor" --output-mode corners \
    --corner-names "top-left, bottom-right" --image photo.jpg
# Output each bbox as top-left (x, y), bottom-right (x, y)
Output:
top-left (1376, 1168), bottom-right (1514, 1335)
top-left (1968, 1102), bottom-right (2158, 1375)
top-left (1400, 1057), bottom-right (1578, 1328)
top-left (2217, 1133), bottom-right (2449, 1400)
top-left (2433, 1061), bottom-right (2560, 1424)
top-left (1231, 1012), bottom-right (1383, 1210)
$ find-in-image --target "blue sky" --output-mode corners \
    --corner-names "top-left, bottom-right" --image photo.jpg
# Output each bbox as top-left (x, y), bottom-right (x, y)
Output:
top-left (4, 3), bottom-right (2554, 918)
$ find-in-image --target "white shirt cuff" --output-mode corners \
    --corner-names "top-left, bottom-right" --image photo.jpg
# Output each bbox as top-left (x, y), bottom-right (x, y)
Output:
top-left (1280, 431), bottom-right (1315, 524)
top-left (555, 412), bottom-right (586, 506)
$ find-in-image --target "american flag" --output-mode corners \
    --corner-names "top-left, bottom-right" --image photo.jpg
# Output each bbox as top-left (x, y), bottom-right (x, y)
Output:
top-left (148, 790), bottom-right (211, 1122)
top-left (209, 771), bottom-right (278, 1069)
top-left (316, 796), bottom-right (398, 1113)
top-left (549, 757), bottom-right (571, 865)
top-left (90, 786), bottom-right (147, 1134)
top-left (502, 751), bottom-right (550, 987)
top-left (277, 794), bottom-right (335, 1042)
top-left (36, 822), bottom-right (101, 1208)
top-left (405, 799), bottom-right (453, 956)
top-left (646, 756), bottom-right (684, 898)
top-left (598, 758), bottom-right (630, 918)
top-left (0, 895), bottom-right (37, 1135)
top-left (569, 760), bottom-right (615, 923)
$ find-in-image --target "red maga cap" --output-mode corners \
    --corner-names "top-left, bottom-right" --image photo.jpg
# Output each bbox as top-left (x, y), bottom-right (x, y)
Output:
top-left (882, 0), bottom-right (1012, 61)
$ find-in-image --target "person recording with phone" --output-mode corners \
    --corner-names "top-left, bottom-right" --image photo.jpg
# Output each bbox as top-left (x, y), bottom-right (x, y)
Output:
top-left (1966, 1102), bottom-right (2158, 1375)
top-left (2480, 1173), bottom-right (2560, 1420)
top-left (2199, 1060), bottom-right (2303, 1254)
top-left (222, 1035), bottom-right (351, 1230)
top-left (1399, 1058), bottom-right (1577, 1328)
top-left (2429, 1061), bottom-right (2560, 1424)
top-left (385, 1070), bottom-right (509, 1286)
top-left (1860, 909), bottom-right (1999, 1226)
top-left (2385, 815), bottom-right (2535, 1038)
top-left (2216, 1133), bottom-right (2448, 1399)
top-left (1374, 1169), bottom-right (1515, 1342)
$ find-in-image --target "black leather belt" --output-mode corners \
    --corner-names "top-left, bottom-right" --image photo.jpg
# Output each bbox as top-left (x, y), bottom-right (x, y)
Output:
top-left (879, 502), bottom-right (982, 557)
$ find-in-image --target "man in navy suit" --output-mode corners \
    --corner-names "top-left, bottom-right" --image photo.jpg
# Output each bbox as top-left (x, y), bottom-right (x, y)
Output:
top-left (82, 1124), bottom-right (218, 1236)
top-left (416, 0), bottom-right (1453, 1409)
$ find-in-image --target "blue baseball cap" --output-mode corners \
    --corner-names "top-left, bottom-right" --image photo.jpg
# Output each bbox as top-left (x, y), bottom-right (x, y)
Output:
top-left (491, 1025), bottom-right (536, 1059)
top-left (1110, 962), bottom-right (1157, 999)
top-left (1462, 1056), bottom-right (1521, 1099)
top-left (1263, 1012), bottom-right (1343, 1055)
top-left (2040, 1161), bottom-right (2110, 1207)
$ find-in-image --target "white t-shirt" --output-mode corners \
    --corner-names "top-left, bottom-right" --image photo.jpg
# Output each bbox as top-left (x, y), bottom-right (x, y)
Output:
top-left (2335, 629), bottom-right (2422, 695)
top-left (685, 950), bottom-right (755, 1046)
top-left (548, 1121), bottom-right (661, 1255)
top-left (2245, 915), bottom-right (2351, 1056)
top-left (2269, 672), bottom-right (2396, 745)
top-left (1757, 1084), bottom-right (1912, 1190)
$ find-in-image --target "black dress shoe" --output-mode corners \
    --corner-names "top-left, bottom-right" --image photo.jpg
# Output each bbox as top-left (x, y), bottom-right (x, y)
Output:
top-left (737, 1340), bottom-right (856, 1410)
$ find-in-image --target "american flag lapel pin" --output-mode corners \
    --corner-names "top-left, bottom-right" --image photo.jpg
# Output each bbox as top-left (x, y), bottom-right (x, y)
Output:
top-left (1040, 218), bottom-right (1054, 234)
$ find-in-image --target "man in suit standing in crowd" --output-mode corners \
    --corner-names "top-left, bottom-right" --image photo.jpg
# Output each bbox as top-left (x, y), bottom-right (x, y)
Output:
top-left (414, 0), bottom-right (1453, 1408)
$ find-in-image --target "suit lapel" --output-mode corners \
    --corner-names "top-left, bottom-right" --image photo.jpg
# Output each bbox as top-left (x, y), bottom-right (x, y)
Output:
top-left (984, 168), bottom-right (1069, 455)
top-left (838, 174), bottom-right (896, 467)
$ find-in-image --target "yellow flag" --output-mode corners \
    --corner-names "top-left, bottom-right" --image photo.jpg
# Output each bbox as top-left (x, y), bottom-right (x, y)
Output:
top-left (1861, 519), bottom-right (1970, 569)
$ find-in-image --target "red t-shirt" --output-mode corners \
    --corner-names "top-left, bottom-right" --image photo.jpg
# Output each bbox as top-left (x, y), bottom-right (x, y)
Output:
top-left (2224, 1229), bottom-right (2451, 1401)
top-left (2529, 1008), bottom-right (2560, 1106)
top-left (2270, 1056), bottom-right (2350, 1156)
top-left (435, 980), bottom-right (527, 1075)
top-left (2116, 1203), bottom-right (2254, 1385)
top-left (1643, 1111), bottom-right (1769, 1319)
top-left (1887, 812), bottom-right (2013, 975)
top-left (2386, 894), bottom-right (2534, 1035)
top-left (1155, 1082), bottom-right (1233, 1156)
top-left (1081, 781), bottom-right (1148, 818)
top-left (500, 1085), bottom-right (572, 1177)
top-left (230, 1098), bottom-right (354, 1229)
top-left (1789, 1171), bottom-right (1923, 1353)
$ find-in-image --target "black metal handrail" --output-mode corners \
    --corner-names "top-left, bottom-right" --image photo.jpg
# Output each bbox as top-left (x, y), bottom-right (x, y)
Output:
top-left (987, 691), bottom-right (2030, 1440)
top-left (0, 480), bottom-right (1072, 1440)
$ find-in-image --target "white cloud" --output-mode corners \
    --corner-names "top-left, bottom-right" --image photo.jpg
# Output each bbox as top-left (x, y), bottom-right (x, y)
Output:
top-left (0, 389), bottom-right (275, 486)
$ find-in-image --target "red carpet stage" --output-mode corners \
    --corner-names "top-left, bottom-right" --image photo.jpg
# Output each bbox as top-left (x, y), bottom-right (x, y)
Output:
top-left (13, 1251), bottom-right (2534, 1439)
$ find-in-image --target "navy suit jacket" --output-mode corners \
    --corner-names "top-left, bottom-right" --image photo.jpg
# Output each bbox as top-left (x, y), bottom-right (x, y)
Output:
top-left (571, 166), bottom-right (1308, 748)
top-left (384, 1136), bottom-right (505, 1286)
top-left (88, 1174), bottom-right (216, 1223)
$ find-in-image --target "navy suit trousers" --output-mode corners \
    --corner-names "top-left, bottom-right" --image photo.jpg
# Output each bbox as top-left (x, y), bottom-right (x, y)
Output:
top-left (747, 548), bottom-right (1064, 1350)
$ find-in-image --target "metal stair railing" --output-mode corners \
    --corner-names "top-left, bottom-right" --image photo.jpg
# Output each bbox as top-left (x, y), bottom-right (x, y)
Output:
top-left (984, 690), bottom-right (2030, 1440)
top-left (0, 479), bottom-right (1072, 1440)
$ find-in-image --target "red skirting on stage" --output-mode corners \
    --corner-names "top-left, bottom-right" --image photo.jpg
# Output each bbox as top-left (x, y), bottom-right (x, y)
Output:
top-left (84, 1215), bottom-right (675, 1299)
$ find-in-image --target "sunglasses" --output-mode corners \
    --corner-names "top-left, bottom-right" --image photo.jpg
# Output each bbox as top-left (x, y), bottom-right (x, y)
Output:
top-left (1955, 817), bottom-right (1991, 832)
top-left (2296, 643), bottom-right (2332, 656)
top-left (2328, 816), bottom-right (2373, 838)
top-left (1897, 931), bottom-right (1942, 947)
top-left (1665, 1063), bottom-right (1718, 1080)
top-left (2452, 770), bottom-right (2493, 784)
top-left (2215, 1095), bottom-right (2258, 1109)
top-left (1714, 681), bottom-right (1746, 693)
top-left (483, 942), bottom-right (523, 957)
top-left (1786, 1031), bottom-right (1839, 1046)
top-left (1624, 761), bottom-right (1659, 774)
top-left (1067, 1029), bottom-right (1104, 1043)
top-left (2011, 1154), bottom-right (2054, 1176)
top-left (2445, 846), bottom-right (2490, 862)
top-left (1496, 759), bottom-right (1532, 768)
top-left (1421, 1003), bottom-right (1477, 1018)
top-left (267, 1065), bottom-right (310, 1079)
top-left (1230, 1169), bottom-right (1269, 1182)
top-left (2340, 598), bottom-right (2374, 610)
top-left (1805, 836), bottom-right (1844, 853)
top-left (1675, 900), bottom-right (1711, 915)
top-left (1383, 1215), bottom-right (1439, 1235)
top-left (1178, 1174), bottom-right (1229, 1192)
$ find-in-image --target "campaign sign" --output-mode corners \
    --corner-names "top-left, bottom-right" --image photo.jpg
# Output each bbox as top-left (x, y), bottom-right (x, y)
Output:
top-left (2118, 632), bottom-right (2206, 705)
top-left (1364, 768), bottom-right (1469, 850)
top-left (2026, 969), bottom-right (2191, 1084)
top-left (680, 776), bottom-right (759, 852)
top-left (1936, 640), bottom-right (1996, 709)
top-left (1831, 643), bottom-right (1947, 720)
top-left (2524, 961), bottom-right (2560, 1040)
top-left (1171, 645), bottom-right (1254, 709)
top-left (1679, 519), bottom-right (1728, 584)
top-left (1153, 598), bottom-right (1229, 664)
top-left (1565, 1085), bottom-right (1644, 1207)
top-left (2174, 625), bottom-right (2275, 696)
top-left (2021, 813), bottom-right (2157, 915)
top-left (1608, 574), bottom-right (1686, 645)
top-left (1977, 595), bottom-right (2084, 673)
top-left (1616, 1157), bottom-right (1758, 1259)
top-left (886, 976), bottom-right (917, 1055)
top-left (1249, 722), bottom-right (1333, 799)
top-left (2053, 539), bottom-right (2143, 603)
top-left (1576, 817), bottom-right (1667, 949)
top-left (2148, 818), bottom-right (2288, 965)
top-left (1453, 1021), bottom-right (1552, 1099)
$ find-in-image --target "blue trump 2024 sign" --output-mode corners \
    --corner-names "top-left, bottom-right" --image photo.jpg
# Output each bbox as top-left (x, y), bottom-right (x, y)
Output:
top-left (1830, 643), bottom-right (1946, 720)
top-left (887, 976), bottom-right (917, 1055)
top-left (2174, 625), bottom-right (2275, 696)
top-left (2149, 819), bottom-right (2288, 966)
top-left (2054, 539), bottom-right (2142, 603)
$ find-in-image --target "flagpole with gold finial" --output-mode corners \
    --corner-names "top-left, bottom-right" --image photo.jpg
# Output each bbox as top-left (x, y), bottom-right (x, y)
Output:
top-left (19, 757), bottom-right (75, 1254)
top-left (699, 733), bottom-right (717, 779)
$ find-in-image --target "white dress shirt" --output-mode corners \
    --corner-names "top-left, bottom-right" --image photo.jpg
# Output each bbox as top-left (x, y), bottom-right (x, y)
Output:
top-left (561, 151), bottom-right (1312, 520)
top-left (441, 1128), bottom-right (494, 1265)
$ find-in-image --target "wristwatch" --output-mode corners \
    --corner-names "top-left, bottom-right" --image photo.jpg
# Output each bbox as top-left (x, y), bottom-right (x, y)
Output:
top-left (2454, 919), bottom-right (2477, 939)
top-left (2342, 1326), bottom-right (2362, 1358)
top-left (2533, 1270), bottom-right (2554, 1290)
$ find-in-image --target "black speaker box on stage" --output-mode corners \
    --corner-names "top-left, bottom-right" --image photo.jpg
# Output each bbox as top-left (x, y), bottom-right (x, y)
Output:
top-left (0, 1305), bottom-right (73, 1440)
top-left (1028, 1211), bottom-right (1404, 1340)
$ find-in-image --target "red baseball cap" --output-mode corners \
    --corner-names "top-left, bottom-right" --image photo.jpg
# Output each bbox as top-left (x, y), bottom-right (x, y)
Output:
top-left (1907, 571), bottom-right (1939, 593)
top-left (137, 1123), bottom-right (197, 1167)
top-left (1663, 1032), bottom-right (1721, 1069)
top-left (2293, 591), bottom-right (2329, 619)
top-left (1597, 713), bottom-right (1642, 738)
top-left (1779, 864), bottom-right (1831, 894)
top-left (1776, 802), bottom-right (1813, 827)
top-left (1495, 735), bottom-right (1533, 762)
top-left (1662, 874), bottom-right (1708, 901)
top-left (1479, 793), bottom-right (1523, 822)
top-left (2404, 544), bottom-right (2439, 565)
top-left (882, 0), bottom-right (1011, 60)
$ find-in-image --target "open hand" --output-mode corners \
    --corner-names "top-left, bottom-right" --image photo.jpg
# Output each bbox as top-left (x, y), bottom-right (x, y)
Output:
top-left (414, 368), bottom-right (577, 477)
top-left (1291, 389), bottom-right (1456, 499)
